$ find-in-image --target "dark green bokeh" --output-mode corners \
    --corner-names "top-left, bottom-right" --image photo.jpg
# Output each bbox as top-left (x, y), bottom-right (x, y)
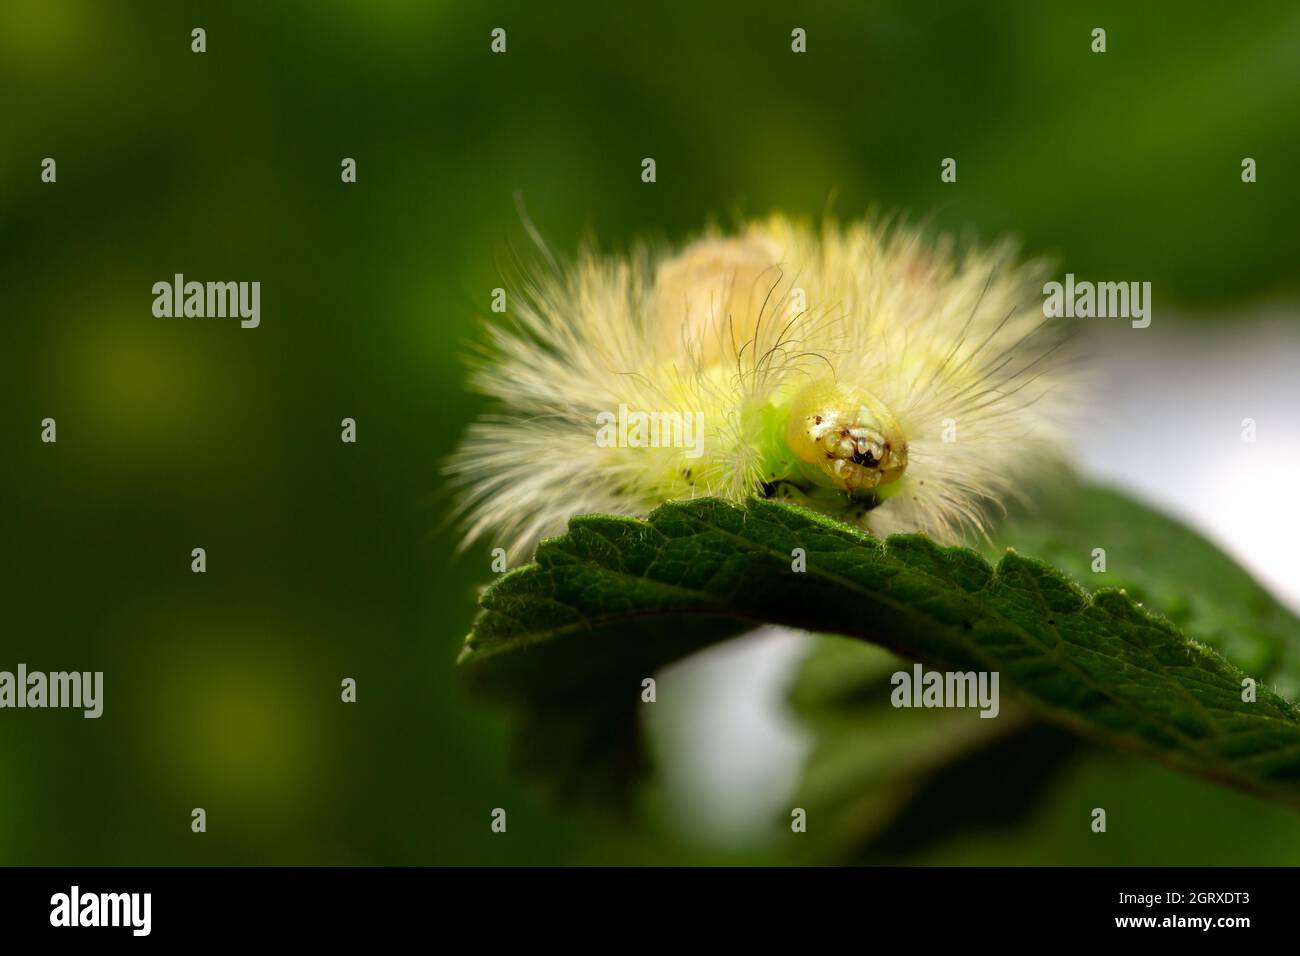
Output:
top-left (2, 0), bottom-right (1297, 864)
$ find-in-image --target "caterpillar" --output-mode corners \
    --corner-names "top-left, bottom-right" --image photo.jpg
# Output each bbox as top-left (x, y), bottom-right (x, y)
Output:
top-left (449, 215), bottom-right (1078, 562)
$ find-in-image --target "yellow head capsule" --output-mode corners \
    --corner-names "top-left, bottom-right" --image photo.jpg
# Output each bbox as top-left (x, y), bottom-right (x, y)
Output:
top-left (784, 381), bottom-right (908, 494)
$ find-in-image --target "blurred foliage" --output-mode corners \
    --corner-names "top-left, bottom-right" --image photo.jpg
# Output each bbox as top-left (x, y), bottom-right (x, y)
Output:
top-left (2, 0), bottom-right (1298, 864)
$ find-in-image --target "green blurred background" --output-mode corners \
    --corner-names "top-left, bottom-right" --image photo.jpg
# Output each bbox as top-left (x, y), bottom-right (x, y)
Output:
top-left (2, 0), bottom-right (1299, 865)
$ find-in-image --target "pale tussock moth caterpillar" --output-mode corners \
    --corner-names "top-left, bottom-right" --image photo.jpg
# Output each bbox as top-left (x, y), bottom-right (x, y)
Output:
top-left (449, 215), bottom-right (1080, 561)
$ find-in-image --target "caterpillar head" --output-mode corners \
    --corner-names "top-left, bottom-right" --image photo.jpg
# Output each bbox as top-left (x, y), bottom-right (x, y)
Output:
top-left (785, 381), bottom-right (908, 495)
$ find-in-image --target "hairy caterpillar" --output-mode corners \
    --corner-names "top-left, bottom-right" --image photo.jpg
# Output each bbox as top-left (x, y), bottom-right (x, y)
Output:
top-left (449, 215), bottom-right (1077, 561)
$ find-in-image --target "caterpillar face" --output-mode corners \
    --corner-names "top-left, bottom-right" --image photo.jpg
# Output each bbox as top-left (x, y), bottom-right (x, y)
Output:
top-left (785, 381), bottom-right (908, 495)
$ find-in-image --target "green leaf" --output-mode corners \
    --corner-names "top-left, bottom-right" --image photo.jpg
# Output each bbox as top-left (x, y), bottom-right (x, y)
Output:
top-left (791, 651), bottom-right (1086, 861)
top-left (461, 494), bottom-right (1300, 810)
top-left (787, 477), bottom-right (1300, 859)
top-left (978, 481), bottom-right (1300, 696)
top-left (785, 636), bottom-right (1077, 861)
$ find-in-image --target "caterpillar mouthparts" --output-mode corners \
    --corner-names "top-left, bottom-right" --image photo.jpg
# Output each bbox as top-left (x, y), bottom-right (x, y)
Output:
top-left (785, 381), bottom-right (908, 495)
top-left (449, 215), bottom-right (1077, 561)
